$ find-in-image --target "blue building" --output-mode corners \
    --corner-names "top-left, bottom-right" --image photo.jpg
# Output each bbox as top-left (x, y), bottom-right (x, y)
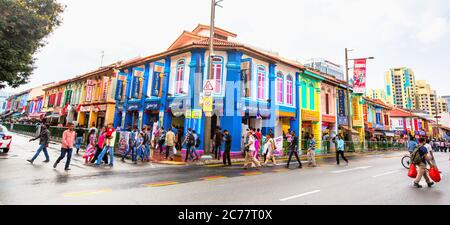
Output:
top-left (113, 25), bottom-right (313, 156)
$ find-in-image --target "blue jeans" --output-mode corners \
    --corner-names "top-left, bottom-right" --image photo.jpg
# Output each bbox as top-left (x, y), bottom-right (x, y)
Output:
top-left (75, 137), bottom-right (83, 150)
top-left (31, 144), bottom-right (50, 162)
top-left (96, 146), bottom-right (114, 166)
top-left (55, 148), bottom-right (73, 170)
top-left (190, 146), bottom-right (198, 160)
top-left (144, 144), bottom-right (150, 160)
top-left (137, 146), bottom-right (145, 161)
top-left (122, 146), bottom-right (136, 162)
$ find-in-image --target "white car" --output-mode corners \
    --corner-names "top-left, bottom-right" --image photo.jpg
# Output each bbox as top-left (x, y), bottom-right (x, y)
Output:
top-left (0, 125), bottom-right (12, 153)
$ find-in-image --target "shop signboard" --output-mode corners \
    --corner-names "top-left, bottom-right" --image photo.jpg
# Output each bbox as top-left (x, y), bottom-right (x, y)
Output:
top-left (185, 109), bottom-right (192, 119)
top-left (353, 59), bottom-right (367, 94)
top-left (322, 115), bottom-right (336, 123)
top-left (203, 96), bottom-right (213, 112)
top-left (192, 109), bottom-right (202, 119)
top-left (80, 106), bottom-right (91, 113)
top-left (145, 102), bottom-right (160, 111)
top-left (338, 116), bottom-right (348, 125)
top-left (101, 76), bottom-right (109, 101)
top-left (301, 109), bottom-right (320, 122)
top-left (338, 90), bottom-right (346, 117)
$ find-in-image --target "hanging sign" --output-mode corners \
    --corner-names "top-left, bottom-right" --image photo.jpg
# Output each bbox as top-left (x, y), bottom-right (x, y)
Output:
top-left (353, 59), bottom-right (367, 94)
top-left (203, 96), bottom-right (213, 112)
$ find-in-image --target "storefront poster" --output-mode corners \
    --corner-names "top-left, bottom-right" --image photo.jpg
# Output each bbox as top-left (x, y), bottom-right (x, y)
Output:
top-left (192, 109), bottom-right (202, 119)
top-left (203, 96), bottom-right (213, 112)
top-left (85, 85), bottom-right (93, 102)
top-left (101, 76), bottom-right (109, 101)
top-left (117, 131), bottom-right (130, 156)
top-left (274, 136), bottom-right (284, 156)
top-left (353, 59), bottom-right (367, 94)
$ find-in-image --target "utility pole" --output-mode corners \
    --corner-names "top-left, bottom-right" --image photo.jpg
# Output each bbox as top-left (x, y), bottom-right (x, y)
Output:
top-left (100, 51), bottom-right (105, 67)
top-left (202, 0), bottom-right (223, 159)
top-left (345, 48), bottom-right (353, 143)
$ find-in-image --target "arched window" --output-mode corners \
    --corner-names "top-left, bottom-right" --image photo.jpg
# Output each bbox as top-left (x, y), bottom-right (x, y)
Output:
top-left (276, 72), bottom-right (283, 103)
top-left (257, 66), bottom-right (266, 100)
top-left (286, 75), bottom-right (293, 105)
top-left (212, 57), bottom-right (223, 94)
top-left (175, 59), bottom-right (185, 95)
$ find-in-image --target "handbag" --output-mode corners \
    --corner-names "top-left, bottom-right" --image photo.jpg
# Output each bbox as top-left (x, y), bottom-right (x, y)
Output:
top-left (429, 166), bottom-right (441, 183)
top-left (408, 164), bottom-right (417, 178)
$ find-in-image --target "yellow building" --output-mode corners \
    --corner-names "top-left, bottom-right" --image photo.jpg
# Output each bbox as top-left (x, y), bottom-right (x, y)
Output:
top-left (385, 67), bottom-right (416, 109)
top-left (75, 64), bottom-right (117, 129)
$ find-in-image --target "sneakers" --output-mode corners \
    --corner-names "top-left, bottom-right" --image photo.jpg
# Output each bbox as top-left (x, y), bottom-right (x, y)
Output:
top-left (53, 162), bottom-right (58, 168)
top-left (43, 160), bottom-right (50, 163)
top-left (414, 182), bottom-right (423, 188)
top-left (427, 182), bottom-right (435, 188)
top-left (64, 168), bottom-right (71, 171)
top-left (27, 159), bottom-right (33, 164)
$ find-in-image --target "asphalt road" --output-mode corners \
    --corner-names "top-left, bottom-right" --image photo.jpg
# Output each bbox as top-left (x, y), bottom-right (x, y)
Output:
top-left (1, 133), bottom-right (449, 205)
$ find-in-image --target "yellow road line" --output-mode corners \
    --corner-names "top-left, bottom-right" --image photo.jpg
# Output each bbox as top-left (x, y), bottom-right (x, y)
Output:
top-left (144, 181), bottom-right (179, 187)
top-left (240, 171), bottom-right (263, 176)
top-left (63, 189), bottom-right (113, 197)
top-left (201, 176), bottom-right (227, 181)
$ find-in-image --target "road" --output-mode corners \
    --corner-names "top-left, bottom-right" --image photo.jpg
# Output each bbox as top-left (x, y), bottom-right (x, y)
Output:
top-left (1, 132), bottom-right (449, 205)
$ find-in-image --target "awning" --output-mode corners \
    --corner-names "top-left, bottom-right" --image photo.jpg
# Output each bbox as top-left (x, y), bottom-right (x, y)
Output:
top-left (29, 112), bottom-right (46, 118)
top-left (374, 131), bottom-right (384, 136)
top-left (12, 112), bottom-right (25, 119)
top-left (339, 125), bottom-right (360, 134)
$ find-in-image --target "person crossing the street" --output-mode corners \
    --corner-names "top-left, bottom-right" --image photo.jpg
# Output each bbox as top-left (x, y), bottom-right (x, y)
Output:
top-left (53, 122), bottom-right (76, 171)
top-left (74, 126), bottom-right (85, 155)
top-left (121, 126), bottom-right (139, 164)
top-left (27, 124), bottom-right (50, 164)
top-left (412, 138), bottom-right (435, 188)
top-left (95, 124), bottom-right (116, 167)
top-left (308, 134), bottom-right (317, 167)
top-left (190, 130), bottom-right (200, 161)
top-left (336, 136), bottom-right (349, 166)
top-left (165, 128), bottom-right (176, 161)
top-left (286, 131), bottom-right (302, 169)
top-left (182, 128), bottom-right (195, 162)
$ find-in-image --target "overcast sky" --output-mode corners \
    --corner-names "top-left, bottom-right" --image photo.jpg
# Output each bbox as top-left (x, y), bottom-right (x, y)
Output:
top-left (5, 0), bottom-right (450, 96)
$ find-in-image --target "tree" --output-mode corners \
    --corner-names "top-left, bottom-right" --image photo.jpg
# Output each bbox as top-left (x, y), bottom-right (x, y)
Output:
top-left (0, 0), bottom-right (64, 89)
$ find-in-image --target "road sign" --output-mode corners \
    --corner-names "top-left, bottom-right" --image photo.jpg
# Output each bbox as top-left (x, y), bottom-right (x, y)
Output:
top-left (203, 80), bottom-right (215, 96)
top-left (203, 96), bottom-right (213, 112)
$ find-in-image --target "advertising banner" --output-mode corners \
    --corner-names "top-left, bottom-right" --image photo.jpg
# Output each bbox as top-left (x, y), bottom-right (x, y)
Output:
top-left (85, 85), bottom-right (93, 102)
top-left (101, 76), bottom-right (109, 101)
top-left (353, 59), bottom-right (367, 94)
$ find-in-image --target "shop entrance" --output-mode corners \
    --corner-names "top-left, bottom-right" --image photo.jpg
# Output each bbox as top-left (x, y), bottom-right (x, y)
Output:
top-left (96, 112), bottom-right (105, 129)
top-left (302, 122), bottom-right (313, 152)
top-left (131, 111), bottom-right (139, 129)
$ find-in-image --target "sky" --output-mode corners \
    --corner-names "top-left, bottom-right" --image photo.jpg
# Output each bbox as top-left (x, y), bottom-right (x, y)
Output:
top-left (4, 0), bottom-right (450, 96)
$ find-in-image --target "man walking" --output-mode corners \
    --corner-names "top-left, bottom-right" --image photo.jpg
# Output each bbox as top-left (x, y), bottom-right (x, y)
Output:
top-left (75, 126), bottom-right (85, 155)
top-left (27, 124), bottom-right (50, 164)
top-left (165, 128), bottom-right (176, 161)
top-left (95, 124), bottom-right (116, 167)
top-left (336, 136), bottom-right (349, 166)
top-left (190, 130), bottom-right (200, 161)
top-left (413, 138), bottom-right (435, 188)
top-left (53, 122), bottom-right (76, 171)
top-left (308, 134), bottom-right (317, 167)
top-left (143, 126), bottom-right (152, 162)
top-left (121, 127), bottom-right (138, 163)
top-left (213, 127), bottom-right (224, 160)
top-left (286, 131), bottom-right (302, 169)
top-left (223, 129), bottom-right (232, 166)
top-left (183, 128), bottom-right (195, 162)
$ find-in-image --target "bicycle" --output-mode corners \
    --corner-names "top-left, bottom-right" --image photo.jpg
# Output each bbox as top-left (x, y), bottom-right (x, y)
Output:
top-left (401, 154), bottom-right (411, 169)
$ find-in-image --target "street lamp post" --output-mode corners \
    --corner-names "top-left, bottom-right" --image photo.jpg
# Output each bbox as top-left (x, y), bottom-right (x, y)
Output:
top-left (345, 48), bottom-right (374, 147)
top-left (202, 0), bottom-right (223, 160)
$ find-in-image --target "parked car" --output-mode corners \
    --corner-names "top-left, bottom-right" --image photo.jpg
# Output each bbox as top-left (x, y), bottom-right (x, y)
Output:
top-left (0, 125), bottom-right (12, 153)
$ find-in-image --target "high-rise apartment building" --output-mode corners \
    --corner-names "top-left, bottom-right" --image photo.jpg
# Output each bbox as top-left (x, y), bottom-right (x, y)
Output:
top-left (441, 96), bottom-right (450, 112)
top-left (365, 88), bottom-right (388, 103)
top-left (437, 98), bottom-right (449, 114)
top-left (385, 67), bottom-right (416, 109)
top-left (415, 80), bottom-right (437, 116)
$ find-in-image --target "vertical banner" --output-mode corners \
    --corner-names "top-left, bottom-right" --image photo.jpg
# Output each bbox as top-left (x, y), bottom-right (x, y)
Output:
top-left (132, 68), bottom-right (144, 99)
top-left (117, 131), bottom-right (130, 156)
top-left (353, 59), bottom-right (367, 94)
top-left (101, 76), bottom-right (109, 101)
top-left (86, 80), bottom-right (95, 102)
top-left (338, 90), bottom-right (346, 117)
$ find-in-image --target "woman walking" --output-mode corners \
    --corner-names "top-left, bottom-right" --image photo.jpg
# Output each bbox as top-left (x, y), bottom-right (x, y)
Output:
top-left (263, 134), bottom-right (277, 166)
top-left (91, 127), bottom-right (108, 164)
top-left (243, 131), bottom-right (261, 169)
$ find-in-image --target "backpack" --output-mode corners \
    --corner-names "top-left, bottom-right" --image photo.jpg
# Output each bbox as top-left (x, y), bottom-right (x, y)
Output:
top-left (410, 146), bottom-right (423, 165)
top-left (188, 133), bottom-right (195, 146)
top-left (195, 136), bottom-right (201, 148)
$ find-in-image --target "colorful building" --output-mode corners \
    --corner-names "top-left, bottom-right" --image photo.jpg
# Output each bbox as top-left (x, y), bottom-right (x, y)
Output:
top-left (74, 64), bottom-right (117, 129)
top-left (363, 97), bottom-right (392, 140)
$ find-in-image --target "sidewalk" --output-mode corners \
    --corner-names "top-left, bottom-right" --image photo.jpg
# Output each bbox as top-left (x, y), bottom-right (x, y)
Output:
top-left (14, 131), bottom-right (402, 168)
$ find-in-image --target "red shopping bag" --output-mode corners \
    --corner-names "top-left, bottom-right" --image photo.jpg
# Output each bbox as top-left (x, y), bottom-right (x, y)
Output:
top-left (429, 166), bottom-right (441, 183)
top-left (408, 164), bottom-right (417, 178)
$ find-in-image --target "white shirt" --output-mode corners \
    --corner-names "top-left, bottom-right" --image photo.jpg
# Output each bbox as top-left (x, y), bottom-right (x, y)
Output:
top-left (424, 143), bottom-right (432, 152)
top-left (248, 135), bottom-right (256, 151)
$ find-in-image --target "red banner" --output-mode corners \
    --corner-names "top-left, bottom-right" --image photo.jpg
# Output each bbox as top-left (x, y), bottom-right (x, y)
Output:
top-left (353, 59), bottom-right (367, 94)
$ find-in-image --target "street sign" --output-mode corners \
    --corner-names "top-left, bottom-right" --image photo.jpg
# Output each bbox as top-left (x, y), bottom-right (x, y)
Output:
top-left (203, 96), bottom-right (213, 112)
top-left (203, 80), bottom-right (215, 96)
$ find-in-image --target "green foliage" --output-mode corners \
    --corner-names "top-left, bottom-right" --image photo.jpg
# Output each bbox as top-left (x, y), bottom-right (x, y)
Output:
top-left (0, 0), bottom-right (64, 89)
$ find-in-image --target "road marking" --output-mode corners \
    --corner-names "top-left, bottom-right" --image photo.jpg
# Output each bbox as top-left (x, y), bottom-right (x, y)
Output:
top-left (201, 176), bottom-right (227, 181)
top-left (206, 164), bottom-right (225, 168)
top-left (372, 170), bottom-right (401, 178)
top-left (240, 171), bottom-right (263, 176)
top-left (331, 166), bottom-right (373, 174)
top-left (144, 181), bottom-right (179, 187)
top-left (63, 189), bottom-right (113, 197)
top-left (280, 190), bottom-right (321, 202)
top-left (273, 169), bottom-right (289, 173)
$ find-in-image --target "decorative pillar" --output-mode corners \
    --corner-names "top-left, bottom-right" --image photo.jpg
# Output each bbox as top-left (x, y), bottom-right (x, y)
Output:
top-left (262, 63), bottom-right (277, 135)
top-left (160, 57), bottom-right (172, 130)
top-left (141, 63), bottom-right (151, 128)
top-left (123, 69), bottom-right (133, 129)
